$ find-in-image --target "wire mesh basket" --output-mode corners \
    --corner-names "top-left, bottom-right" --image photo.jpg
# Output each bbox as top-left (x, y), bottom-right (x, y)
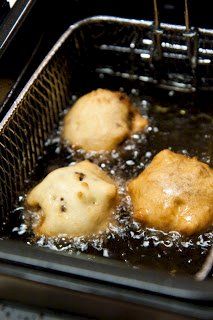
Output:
top-left (0, 12), bottom-right (213, 232)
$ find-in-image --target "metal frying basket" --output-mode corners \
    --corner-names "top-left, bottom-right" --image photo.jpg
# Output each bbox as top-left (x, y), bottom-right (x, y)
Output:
top-left (0, 12), bottom-right (212, 312)
top-left (0, 14), bottom-right (213, 240)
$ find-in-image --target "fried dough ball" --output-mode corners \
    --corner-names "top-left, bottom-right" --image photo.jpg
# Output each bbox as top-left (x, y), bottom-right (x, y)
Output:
top-left (128, 150), bottom-right (213, 235)
top-left (27, 161), bottom-right (117, 237)
top-left (63, 89), bottom-right (148, 151)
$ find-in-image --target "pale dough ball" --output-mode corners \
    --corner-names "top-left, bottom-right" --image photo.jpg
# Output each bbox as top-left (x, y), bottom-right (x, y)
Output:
top-left (128, 150), bottom-right (213, 235)
top-left (63, 89), bottom-right (148, 151)
top-left (27, 161), bottom-right (117, 237)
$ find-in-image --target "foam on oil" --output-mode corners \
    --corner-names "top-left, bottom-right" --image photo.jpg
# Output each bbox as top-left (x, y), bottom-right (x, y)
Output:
top-left (12, 88), bottom-right (213, 276)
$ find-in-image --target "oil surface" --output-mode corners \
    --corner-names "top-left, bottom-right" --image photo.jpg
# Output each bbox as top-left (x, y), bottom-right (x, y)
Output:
top-left (12, 88), bottom-right (213, 277)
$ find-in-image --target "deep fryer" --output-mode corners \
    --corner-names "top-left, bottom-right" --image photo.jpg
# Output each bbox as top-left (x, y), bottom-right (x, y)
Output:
top-left (0, 1), bottom-right (213, 319)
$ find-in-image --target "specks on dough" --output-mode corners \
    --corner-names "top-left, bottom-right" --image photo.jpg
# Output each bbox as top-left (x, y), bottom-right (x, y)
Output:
top-left (75, 172), bottom-right (85, 181)
top-left (77, 191), bottom-right (83, 199)
top-left (26, 160), bottom-right (118, 238)
top-left (81, 182), bottom-right (89, 188)
top-left (60, 205), bottom-right (67, 213)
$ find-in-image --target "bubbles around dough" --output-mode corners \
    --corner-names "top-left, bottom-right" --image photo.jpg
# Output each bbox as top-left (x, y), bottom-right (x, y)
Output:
top-left (27, 161), bottom-right (118, 237)
top-left (63, 89), bottom-right (148, 151)
top-left (127, 150), bottom-right (213, 235)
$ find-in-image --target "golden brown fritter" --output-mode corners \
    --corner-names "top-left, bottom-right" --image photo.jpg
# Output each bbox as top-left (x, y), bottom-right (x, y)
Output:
top-left (63, 89), bottom-right (148, 151)
top-left (128, 150), bottom-right (213, 235)
top-left (27, 161), bottom-right (117, 237)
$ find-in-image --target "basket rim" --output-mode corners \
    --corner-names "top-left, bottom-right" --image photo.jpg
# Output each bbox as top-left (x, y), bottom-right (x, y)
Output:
top-left (2, 14), bottom-right (213, 131)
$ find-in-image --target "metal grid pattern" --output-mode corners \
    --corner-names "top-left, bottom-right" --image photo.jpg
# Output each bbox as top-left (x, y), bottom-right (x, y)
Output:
top-left (0, 50), bottom-right (72, 231)
top-left (0, 15), bottom-right (213, 232)
top-left (86, 7), bottom-right (213, 92)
